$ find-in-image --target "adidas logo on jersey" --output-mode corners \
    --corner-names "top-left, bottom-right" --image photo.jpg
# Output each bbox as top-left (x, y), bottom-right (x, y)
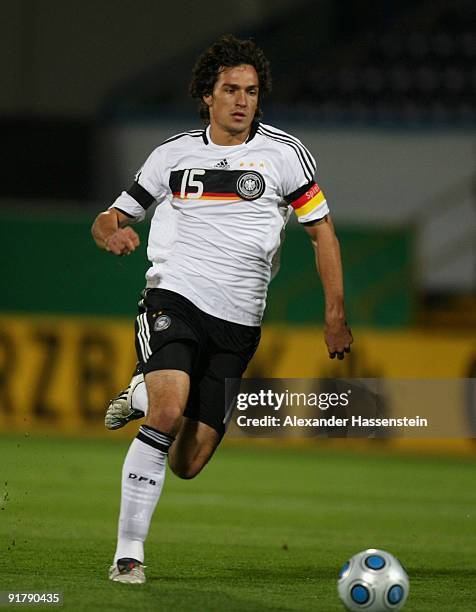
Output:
top-left (214, 158), bottom-right (230, 169)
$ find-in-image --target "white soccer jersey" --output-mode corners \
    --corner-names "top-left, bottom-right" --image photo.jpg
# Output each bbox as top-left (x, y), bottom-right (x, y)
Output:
top-left (111, 122), bottom-right (329, 326)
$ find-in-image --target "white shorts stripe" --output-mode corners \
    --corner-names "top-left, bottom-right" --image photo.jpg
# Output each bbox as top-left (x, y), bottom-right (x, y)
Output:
top-left (136, 313), bottom-right (149, 362)
top-left (142, 313), bottom-right (152, 359)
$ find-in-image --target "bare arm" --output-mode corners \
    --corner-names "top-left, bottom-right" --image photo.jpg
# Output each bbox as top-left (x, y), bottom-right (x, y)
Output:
top-left (91, 208), bottom-right (140, 256)
top-left (304, 215), bottom-right (353, 359)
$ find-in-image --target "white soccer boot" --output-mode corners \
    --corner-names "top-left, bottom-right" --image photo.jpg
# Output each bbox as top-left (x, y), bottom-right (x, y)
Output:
top-left (109, 558), bottom-right (146, 584)
top-left (105, 374), bottom-right (145, 430)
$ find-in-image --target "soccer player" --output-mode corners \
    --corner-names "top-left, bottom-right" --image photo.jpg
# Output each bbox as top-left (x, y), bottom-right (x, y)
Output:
top-left (91, 34), bottom-right (352, 584)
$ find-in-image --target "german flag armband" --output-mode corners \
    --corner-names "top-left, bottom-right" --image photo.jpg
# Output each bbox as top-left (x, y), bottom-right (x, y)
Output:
top-left (285, 181), bottom-right (327, 222)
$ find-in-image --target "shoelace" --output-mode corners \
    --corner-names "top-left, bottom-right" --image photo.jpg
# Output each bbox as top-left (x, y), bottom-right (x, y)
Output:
top-left (119, 564), bottom-right (146, 574)
top-left (114, 389), bottom-right (129, 401)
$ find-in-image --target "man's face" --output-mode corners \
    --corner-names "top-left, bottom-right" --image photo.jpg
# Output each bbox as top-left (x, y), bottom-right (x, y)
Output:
top-left (204, 64), bottom-right (259, 137)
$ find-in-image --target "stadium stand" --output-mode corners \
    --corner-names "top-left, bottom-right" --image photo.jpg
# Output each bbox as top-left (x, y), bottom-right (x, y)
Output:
top-left (101, 0), bottom-right (475, 125)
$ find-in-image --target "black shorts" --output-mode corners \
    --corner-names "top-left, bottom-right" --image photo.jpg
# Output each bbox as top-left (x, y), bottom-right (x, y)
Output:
top-left (134, 288), bottom-right (261, 436)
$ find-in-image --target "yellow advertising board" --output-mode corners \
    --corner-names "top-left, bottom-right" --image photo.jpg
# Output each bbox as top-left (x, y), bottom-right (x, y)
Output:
top-left (250, 326), bottom-right (476, 379)
top-left (0, 315), bottom-right (475, 437)
top-left (0, 315), bottom-right (136, 432)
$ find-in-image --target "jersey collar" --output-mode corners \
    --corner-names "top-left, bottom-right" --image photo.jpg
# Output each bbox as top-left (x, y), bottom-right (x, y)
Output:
top-left (201, 121), bottom-right (259, 146)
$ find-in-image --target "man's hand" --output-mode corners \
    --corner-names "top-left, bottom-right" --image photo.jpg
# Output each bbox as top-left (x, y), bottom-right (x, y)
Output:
top-left (104, 227), bottom-right (140, 256)
top-left (91, 208), bottom-right (140, 255)
top-left (324, 319), bottom-right (353, 360)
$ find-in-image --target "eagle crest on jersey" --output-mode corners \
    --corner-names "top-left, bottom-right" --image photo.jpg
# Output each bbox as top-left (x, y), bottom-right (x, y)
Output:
top-left (153, 315), bottom-right (171, 332)
top-left (236, 172), bottom-right (265, 200)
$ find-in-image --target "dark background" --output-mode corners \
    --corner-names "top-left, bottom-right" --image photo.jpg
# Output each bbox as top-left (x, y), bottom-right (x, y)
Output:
top-left (1, 0), bottom-right (475, 323)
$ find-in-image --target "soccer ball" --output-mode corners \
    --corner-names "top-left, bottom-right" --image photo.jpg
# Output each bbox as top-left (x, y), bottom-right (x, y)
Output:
top-left (337, 549), bottom-right (409, 611)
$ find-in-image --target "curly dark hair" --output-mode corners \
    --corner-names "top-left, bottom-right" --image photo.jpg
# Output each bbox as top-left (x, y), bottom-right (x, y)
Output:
top-left (189, 34), bottom-right (272, 123)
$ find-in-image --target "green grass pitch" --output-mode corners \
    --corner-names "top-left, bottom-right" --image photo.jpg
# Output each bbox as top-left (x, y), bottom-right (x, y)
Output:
top-left (1, 435), bottom-right (475, 611)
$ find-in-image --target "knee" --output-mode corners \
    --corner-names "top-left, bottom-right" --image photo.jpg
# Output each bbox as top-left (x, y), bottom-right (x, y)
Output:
top-left (175, 467), bottom-right (199, 480)
top-left (145, 404), bottom-right (182, 434)
top-left (168, 458), bottom-right (203, 480)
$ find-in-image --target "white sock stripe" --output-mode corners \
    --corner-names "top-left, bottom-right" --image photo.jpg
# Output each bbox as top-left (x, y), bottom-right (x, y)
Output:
top-left (139, 426), bottom-right (174, 447)
top-left (123, 493), bottom-right (156, 503)
top-left (140, 425), bottom-right (174, 441)
top-left (123, 489), bottom-right (156, 500)
top-left (141, 430), bottom-right (172, 446)
top-left (124, 480), bottom-right (159, 492)
top-left (123, 494), bottom-right (156, 505)
top-left (124, 474), bottom-right (160, 497)
top-left (124, 487), bottom-right (155, 505)
top-left (123, 490), bottom-right (157, 502)
top-left (123, 483), bottom-right (159, 498)
top-left (140, 425), bottom-right (173, 441)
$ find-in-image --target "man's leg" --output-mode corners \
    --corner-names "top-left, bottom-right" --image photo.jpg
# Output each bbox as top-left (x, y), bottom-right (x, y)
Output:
top-left (110, 353), bottom-right (250, 479)
top-left (111, 369), bottom-right (189, 582)
top-left (168, 417), bottom-right (221, 479)
top-left (169, 348), bottom-right (254, 479)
